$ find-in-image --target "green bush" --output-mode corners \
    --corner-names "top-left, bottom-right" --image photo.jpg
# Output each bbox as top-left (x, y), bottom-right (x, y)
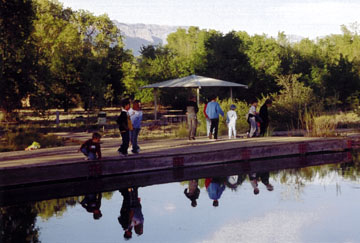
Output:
top-left (269, 74), bottom-right (320, 130)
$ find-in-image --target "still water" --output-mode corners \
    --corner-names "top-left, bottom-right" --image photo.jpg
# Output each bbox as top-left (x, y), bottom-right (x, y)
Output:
top-left (1, 150), bottom-right (360, 243)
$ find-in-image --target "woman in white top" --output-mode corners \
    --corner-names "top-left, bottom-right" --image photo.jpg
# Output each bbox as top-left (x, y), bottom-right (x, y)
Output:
top-left (248, 100), bottom-right (258, 137)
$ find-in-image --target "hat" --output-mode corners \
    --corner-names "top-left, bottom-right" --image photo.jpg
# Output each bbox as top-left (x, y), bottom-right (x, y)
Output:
top-left (230, 104), bottom-right (236, 110)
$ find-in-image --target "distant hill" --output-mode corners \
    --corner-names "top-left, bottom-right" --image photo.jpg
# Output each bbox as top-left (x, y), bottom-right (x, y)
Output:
top-left (113, 21), bottom-right (305, 56)
top-left (113, 21), bottom-right (187, 56)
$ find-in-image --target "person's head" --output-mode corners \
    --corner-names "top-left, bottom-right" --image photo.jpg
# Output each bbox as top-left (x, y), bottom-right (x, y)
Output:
top-left (133, 100), bottom-right (141, 110)
top-left (92, 132), bottom-right (101, 143)
top-left (251, 99), bottom-right (258, 107)
top-left (213, 200), bottom-right (219, 207)
top-left (210, 95), bottom-right (217, 102)
top-left (124, 230), bottom-right (132, 239)
top-left (265, 99), bottom-right (273, 107)
top-left (93, 209), bottom-right (102, 220)
top-left (134, 223), bottom-right (143, 235)
top-left (122, 98), bottom-right (131, 110)
top-left (266, 184), bottom-right (274, 191)
top-left (230, 104), bottom-right (236, 110)
top-left (191, 199), bottom-right (197, 207)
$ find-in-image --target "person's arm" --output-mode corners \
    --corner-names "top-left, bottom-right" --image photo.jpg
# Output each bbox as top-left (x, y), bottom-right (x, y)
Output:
top-left (218, 103), bottom-right (224, 117)
top-left (96, 143), bottom-right (102, 159)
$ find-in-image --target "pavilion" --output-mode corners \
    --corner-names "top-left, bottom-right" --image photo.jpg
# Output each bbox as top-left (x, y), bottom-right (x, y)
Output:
top-left (141, 74), bottom-right (248, 120)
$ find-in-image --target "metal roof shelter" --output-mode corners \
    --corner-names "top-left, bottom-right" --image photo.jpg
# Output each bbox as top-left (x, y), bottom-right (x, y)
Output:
top-left (141, 74), bottom-right (248, 120)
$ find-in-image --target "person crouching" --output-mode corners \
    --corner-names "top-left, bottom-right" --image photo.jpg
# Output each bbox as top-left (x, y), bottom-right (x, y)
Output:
top-left (79, 132), bottom-right (102, 160)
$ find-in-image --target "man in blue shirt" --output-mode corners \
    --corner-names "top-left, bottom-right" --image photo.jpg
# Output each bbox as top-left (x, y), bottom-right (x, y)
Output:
top-left (205, 96), bottom-right (224, 140)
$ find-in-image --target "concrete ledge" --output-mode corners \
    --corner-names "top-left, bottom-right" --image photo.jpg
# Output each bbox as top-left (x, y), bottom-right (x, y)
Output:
top-left (1, 136), bottom-right (359, 187)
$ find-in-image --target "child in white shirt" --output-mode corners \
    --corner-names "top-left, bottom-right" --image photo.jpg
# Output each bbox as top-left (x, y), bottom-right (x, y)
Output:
top-left (226, 104), bottom-right (238, 139)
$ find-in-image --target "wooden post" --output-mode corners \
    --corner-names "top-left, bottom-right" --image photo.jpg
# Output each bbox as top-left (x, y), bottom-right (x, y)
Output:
top-left (230, 87), bottom-right (233, 101)
top-left (154, 88), bottom-right (158, 120)
top-left (196, 87), bottom-right (200, 106)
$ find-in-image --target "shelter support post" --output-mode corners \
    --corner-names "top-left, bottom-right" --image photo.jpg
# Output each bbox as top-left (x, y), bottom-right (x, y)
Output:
top-left (196, 88), bottom-right (200, 106)
top-left (154, 88), bottom-right (158, 120)
top-left (230, 87), bottom-right (233, 101)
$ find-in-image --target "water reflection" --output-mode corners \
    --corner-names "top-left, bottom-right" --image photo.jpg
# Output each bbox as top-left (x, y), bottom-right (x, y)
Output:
top-left (1, 150), bottom-right (359, 242)
top-left (249, 172), bottom-right (274, 195)
top-left (205, 177), bottom-right (226, 207)
top-left (184, 179), bottom-right (200, 207)
top-left (80, 193), bottom-right (102, 220)
top-left (119, 187), bottom-right (144, 239)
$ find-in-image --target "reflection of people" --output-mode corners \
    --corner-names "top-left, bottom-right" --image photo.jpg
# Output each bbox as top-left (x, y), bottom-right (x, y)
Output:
top-left (80, 193), bottom-right (102, 219)
top-left (226, 104), bottom-right (238, 139)
top-left (249, 172), bottom-right (274, 195)
top-left (118, 187), bottom-right (144, 239)
top-left (184, 179), bottom-right (200, 207)
top-left (79, 132), bottom-right (102, 160)
top-left (206, 96), bottom-right (224, 140)
top-left (185, 97), bottom-right (199, 140)
top-left (259, 99), bottom-right (272, 136)
top-left (129, 100), bottom-right (143, 154)
top-left (117, 98), bottom-right (133, 156)
top-left (226, 174), bottom-right (246, 191)
top-left (205, 178), bottom-right (225, 207)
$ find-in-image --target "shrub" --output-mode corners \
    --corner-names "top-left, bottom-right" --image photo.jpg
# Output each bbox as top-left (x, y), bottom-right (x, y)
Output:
top-left (270, 74), bottom-right (320, 130)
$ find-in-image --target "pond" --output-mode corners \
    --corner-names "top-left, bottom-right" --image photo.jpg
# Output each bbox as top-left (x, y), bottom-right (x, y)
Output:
top-left (1, 150), bottom-right (360, 243)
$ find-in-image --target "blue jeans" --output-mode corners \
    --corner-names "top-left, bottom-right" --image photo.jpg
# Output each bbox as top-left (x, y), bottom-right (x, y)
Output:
top-left (81, 147), bottom-right (97, 160)
top-left (130, 128), bottom-right (141, 152)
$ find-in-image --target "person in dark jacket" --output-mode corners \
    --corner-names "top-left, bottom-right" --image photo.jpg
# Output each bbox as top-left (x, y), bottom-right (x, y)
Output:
top-left (79, 132), bottom-right (102, 160)
top-left (259, 99), bottom-right (272, 136)
top-left (118, 187), bottom-right (144, 239)
top-left (117, 98), bottom-right (133, 156)
top-left (80, 193), bottom-right (103, 220)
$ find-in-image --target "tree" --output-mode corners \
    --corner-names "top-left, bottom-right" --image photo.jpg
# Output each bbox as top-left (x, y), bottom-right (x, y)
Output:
top-left (0, 0), bottom-right (36, 118)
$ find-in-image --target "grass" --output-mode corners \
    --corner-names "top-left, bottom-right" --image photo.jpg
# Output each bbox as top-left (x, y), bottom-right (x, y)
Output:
top-left (0, 129), bottom-right (66, 152)
top-left (305, 111), bottom-right (360, 137)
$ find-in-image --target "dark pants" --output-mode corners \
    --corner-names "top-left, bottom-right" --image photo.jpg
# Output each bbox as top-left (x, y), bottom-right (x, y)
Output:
top-left (118, 131), bottom-right (130, 155)
top-left (260, 122), bottom-right (268, 136)
top-left (210, 118), bottom-right (219, 139)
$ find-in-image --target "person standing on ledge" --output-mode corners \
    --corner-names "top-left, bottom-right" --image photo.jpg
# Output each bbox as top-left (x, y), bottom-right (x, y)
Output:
top-left (259, 99), bottom-right (272, 136)
top-left (117, 98), bottom-right (133, 156)
top-left (206, 96), bottom-right (224, 140)
top-left (185, 96), bottom-right (199, 140)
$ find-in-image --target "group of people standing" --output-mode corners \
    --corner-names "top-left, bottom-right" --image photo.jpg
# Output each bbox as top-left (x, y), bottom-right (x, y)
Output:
top-left (186, 96), bottom-right (273, 140)
top-left (79, 96), bottom-right (272, 160)
top-left (117, 98), bottom-right (143, 156)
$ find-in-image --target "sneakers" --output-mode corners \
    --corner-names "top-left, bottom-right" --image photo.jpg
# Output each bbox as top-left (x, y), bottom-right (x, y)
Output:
top-left (118, 149), bottom-right (128, 157)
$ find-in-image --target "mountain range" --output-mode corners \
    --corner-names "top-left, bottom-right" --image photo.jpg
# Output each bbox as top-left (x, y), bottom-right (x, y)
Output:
top-left (113, 21), bottom-right (187, 56)
top-left (113, 21), bottom-right (304, 56)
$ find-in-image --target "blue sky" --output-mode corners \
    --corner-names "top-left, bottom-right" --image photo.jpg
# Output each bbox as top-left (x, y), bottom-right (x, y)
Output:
top-left (60, 0), bottom-right (360, 39)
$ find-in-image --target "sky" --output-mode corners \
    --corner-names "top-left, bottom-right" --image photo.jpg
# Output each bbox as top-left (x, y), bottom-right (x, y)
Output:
top-left (59, 0), bottom-right (360, 39)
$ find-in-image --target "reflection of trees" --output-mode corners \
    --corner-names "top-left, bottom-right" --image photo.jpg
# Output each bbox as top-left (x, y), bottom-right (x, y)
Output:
top-left (0, 204), bottom-right (40, 243)
top-left (35, 192), bottom-right (114, 221)
top-left (35, 196), bottom-right (79, 220)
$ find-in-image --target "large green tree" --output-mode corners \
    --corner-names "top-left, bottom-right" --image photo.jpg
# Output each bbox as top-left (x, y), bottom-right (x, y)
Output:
top-left (0, 0), bottom-right (36, 117)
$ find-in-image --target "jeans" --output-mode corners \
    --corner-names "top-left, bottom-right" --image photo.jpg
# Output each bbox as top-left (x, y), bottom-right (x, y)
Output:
top-left (249, 117), bottom-right (258, 137)
top-left (81, 147), bottom-right (97, 160)
top-left (130, 128), bottom-right (141, 152)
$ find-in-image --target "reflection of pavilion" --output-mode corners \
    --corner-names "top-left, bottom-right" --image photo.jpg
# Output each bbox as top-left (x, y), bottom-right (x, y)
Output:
top-left (1, 151), bottom-right (351, 206)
